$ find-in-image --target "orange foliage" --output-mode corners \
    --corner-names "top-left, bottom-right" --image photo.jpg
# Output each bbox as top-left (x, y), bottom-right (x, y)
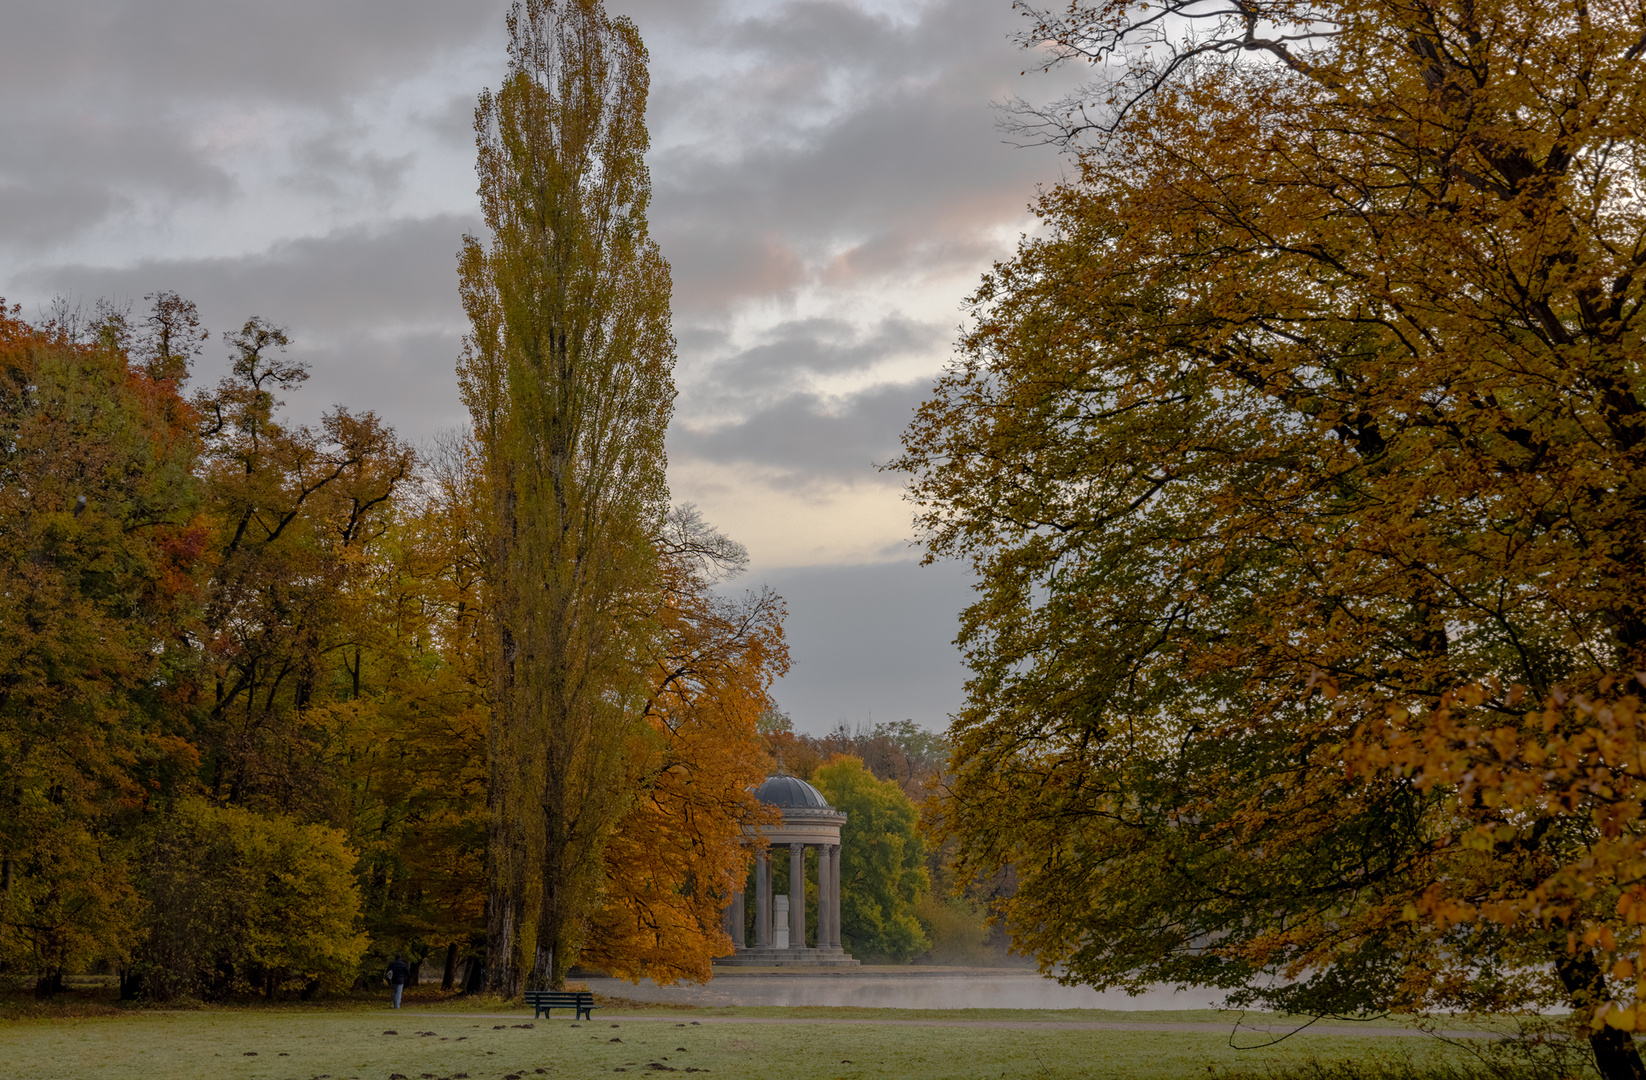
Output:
top-left (581, 512), bottom-right (785, 984)
top-left (1346, 676), bottom-right (1646, 1032)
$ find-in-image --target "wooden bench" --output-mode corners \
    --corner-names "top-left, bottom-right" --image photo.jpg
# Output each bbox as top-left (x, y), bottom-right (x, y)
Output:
top-left (523, 990), bottom-right (595, 1020)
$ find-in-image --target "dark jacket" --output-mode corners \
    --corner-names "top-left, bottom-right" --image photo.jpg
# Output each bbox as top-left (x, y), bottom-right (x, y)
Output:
top-left (386, 958), bottom-right (410, 986)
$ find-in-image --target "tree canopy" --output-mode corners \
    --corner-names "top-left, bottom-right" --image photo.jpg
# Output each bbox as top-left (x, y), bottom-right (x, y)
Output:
top-left (813, 756), bottom-right (930, 963)
top-left (897, 0), bottom-right (1646, 1074)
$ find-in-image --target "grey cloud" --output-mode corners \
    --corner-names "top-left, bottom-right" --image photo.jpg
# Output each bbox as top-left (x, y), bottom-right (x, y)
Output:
top-left (702, 315), bottom-right (937, 402)
top-left (731, 0), bottom-right (921, 74)
top-left (0, 2), bottom-right (505, 247)
top-left (650, 0), bottom-right (1068, 320)
top-left (0, 1), bottom-right (506, 108)
top-left (670, 377), bottom-right (932, 485)
top-left (281, 328), bottom-right (471, 441)
top-left (668, 228), bottom-right (808, 313)
top-left (20, 215), bottom-right (477, 442)
top-left (289, 127), bottom-right (416, 203)
top-left (23, 213), bottom-right (476, 339)
top-left (0, 182), bottom-right (128, 251)
top-left (0, 115), bottom-right (237, 252)
top-left (758, 558), bottom-right (974, 734)
top-left (421, 92), bottom-right (482, 150)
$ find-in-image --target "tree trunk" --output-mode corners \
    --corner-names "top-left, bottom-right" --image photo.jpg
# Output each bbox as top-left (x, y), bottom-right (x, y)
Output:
top-left (528, 839), bottom-right (567, 992)
top-left (33, 968), bottom-right (62, 999)
top-left (484, 882), bottom-right (519, 997)
top-left (441, 941), bottom-right (458, 991)
top-left (1557, 948), bottom-right (1646, 1080)
top-left (461, 953), bottom-right (485, 994)
top-left (485, 649), bottom-right (526, 999)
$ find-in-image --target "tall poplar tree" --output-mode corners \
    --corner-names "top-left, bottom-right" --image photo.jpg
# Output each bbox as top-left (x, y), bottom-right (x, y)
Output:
top-left (458, 0), bottom-right (675, 995)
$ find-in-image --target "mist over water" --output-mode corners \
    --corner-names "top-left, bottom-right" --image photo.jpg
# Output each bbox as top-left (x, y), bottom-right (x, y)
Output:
top-left (584, 972), bottom-right (1230, 1010)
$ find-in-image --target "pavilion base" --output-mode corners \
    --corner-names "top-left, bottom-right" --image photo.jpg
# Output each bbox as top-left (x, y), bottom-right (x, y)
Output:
top-left (714, 946), bottom-right (860, 968)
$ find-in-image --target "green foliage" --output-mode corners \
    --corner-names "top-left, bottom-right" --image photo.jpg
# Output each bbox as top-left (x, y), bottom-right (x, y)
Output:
top-left (756, 708), bottom-right (793, 736)
top-left (332, 435), bottom-right (489, 984)
top-left (912, 893), bottom-right (993, 967)
top-left (134, 797), bottom-right (367, 999)
top-left (813, 757), bottom-right (930, 963)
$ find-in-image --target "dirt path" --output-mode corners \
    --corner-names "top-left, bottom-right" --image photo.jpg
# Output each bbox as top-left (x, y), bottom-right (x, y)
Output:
top-left (397, 1012), bottom-right (1496, 1039)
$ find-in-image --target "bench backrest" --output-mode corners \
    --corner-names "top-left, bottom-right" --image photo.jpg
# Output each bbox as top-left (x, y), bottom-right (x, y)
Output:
top-left (523, 991), bottom-right (591, 1003)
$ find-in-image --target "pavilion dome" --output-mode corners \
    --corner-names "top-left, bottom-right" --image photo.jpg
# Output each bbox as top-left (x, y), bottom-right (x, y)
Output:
top-left (754, 774), bottom-right (833, 810)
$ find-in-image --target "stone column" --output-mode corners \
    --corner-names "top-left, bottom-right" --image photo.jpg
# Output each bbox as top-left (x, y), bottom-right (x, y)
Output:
top-left (789, 842), bottom-right (805, 950)
top-left (829, 843), bottom-right (842, 948)
top-left (754, 848), bottom-right (770, 947)
top-left (815, 845), bottom-right (829, 951)
top-left (732, 875), bottom-right (746, 948)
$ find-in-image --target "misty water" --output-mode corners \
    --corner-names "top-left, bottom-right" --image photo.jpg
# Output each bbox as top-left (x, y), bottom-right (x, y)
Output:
top-left (583, 970), bottom-right (1230, 1010)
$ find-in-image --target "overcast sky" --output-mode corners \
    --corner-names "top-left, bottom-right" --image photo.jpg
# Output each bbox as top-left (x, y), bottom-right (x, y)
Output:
top-left (0, 0), bottom-right (1075, 734)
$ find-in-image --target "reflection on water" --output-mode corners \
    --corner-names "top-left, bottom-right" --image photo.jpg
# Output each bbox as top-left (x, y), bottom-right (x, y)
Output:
top-left (584, 971), bottom-right (1228, 1011)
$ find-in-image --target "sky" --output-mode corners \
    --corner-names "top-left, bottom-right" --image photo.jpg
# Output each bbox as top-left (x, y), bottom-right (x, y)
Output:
top-left (0, 0), bottom-right (1077, 735)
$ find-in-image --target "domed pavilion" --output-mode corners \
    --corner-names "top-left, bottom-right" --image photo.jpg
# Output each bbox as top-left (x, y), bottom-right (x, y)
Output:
top-left (715, 773), bottom-right (859, 967)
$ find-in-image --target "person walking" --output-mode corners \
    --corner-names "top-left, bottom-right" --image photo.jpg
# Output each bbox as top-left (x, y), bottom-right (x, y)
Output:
top-left (386, 954), bottom-right (410, 1009)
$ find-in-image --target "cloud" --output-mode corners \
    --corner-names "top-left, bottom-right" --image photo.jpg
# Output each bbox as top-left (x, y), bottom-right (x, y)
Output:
top-left (0, 1), bottom-right (504, 108)
top-left (643, 0), bottom-right (1071, 348)
top-left (2, 0), bottom-right (1073, 525)
top-left (22, 214), bottom-right (474, 336)
top-left (673, 378), bottom-right (928, 487)
top-left (758, 558), bottom-right (975, 734)
top-left (0, 114), bottom-right (238, 251)
top-left (697, 315), bottom-right (935, 399)
top-left (18, 215), bottom-right (477, 439)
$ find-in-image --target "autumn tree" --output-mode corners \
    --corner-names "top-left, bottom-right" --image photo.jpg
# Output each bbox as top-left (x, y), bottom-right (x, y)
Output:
top-left (582, 505), bottom-right (785, 984)
top-left (897, 0), bottom-right (1646, 1074)
top-left (192, 318), bottom-right (415, 819)
top-left (332, 432), bottom-right (490, 988)
top-left (459, 0), bottom-right (676, 994)
top-left (0, 293), bottom-right (484, 999)
top-left (0, 301), bottom-right (205, 994)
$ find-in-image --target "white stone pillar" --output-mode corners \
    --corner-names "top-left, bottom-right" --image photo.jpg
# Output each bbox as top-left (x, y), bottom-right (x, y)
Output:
top-left (754, 848), bottom-right (770, 947)
top-left (773, 895), bottom-right (790, 949)
top-left (829, 843), bottom-right (842, 948)
top-left (790, 842), bottom-right (805, 949)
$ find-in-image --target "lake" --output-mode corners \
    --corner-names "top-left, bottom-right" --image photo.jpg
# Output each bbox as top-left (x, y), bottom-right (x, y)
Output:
top-left (582, 968), bottom-right (1231, 1010)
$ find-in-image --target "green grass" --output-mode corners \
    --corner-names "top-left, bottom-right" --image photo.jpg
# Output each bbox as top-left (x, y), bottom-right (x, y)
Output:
top-left (0, 1003), bottom-right (1531, 1080)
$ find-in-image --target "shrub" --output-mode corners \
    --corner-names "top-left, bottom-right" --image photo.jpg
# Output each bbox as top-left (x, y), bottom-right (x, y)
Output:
top-left (132, 798), bottom-right (367, 999)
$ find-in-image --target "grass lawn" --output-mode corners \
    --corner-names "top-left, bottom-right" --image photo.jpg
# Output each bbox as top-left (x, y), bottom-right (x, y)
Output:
top-left (0, 1001), bottom-right (1513, 1080)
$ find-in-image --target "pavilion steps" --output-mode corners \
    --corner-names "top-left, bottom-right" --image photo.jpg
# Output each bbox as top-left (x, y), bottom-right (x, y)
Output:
top-left (713, 947), bottom-right (860, 968)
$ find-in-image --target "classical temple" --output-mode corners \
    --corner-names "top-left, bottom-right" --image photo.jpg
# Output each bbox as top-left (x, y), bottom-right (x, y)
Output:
top-left (714, 773), bottom-right (860, 967)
